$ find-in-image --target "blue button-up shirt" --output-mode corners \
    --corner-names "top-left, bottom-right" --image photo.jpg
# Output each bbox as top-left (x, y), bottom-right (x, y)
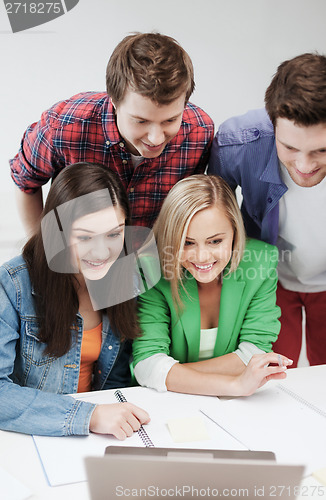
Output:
top-left (208, 108), bottom-right (287, 245)
top-left (0, 255), bottom-right (131, 436)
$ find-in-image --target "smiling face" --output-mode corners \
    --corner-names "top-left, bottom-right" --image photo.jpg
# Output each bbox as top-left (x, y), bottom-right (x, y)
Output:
top-left (113, 89), bottom-right (186, 158)
top-left (275, 118), bottom-right (326, 187)
top-left (70, 205), bottom-right (126, 281)
top-left (180, 205), bottom-right (234, 286)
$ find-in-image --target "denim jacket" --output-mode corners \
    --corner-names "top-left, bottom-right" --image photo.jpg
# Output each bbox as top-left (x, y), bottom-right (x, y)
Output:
top-left (0, 255), bottom-right (131, 436)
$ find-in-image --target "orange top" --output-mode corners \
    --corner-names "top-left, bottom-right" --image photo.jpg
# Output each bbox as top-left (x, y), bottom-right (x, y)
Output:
top-left (77, 323), bottom-right (102, 393)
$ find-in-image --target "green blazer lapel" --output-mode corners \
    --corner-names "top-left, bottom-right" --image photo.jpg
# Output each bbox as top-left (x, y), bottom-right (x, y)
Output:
top-left (214, 272), bottom-right (245, 356)
top-left (178, 274), bottom-right (201, 362)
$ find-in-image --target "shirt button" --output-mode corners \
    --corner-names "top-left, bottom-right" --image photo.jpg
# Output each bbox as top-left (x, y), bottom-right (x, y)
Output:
top-left (106, 140), bottom-right (110, 146)
top-left (129, 187), bottom-right (134, 193)
top-left (119, 142), bottom-right (124, 148)
top-left (267, 197), bottom-right (272, 203)
top-left (108, 345), bottom-right (113, 350)
top-left (122, 159), bottom-right (128, 164)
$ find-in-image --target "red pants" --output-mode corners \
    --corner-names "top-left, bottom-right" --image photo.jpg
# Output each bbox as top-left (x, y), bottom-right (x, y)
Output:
top-left (273, 282), bottom-right (326, 367)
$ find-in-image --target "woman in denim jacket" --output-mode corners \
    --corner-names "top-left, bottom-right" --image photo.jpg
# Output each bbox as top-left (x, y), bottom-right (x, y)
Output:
top-left (0, 162), bottom-right (149, 437)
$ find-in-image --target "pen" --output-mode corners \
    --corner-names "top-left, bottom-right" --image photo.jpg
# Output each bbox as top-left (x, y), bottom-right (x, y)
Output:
top-left (278, 354), bottom-right (283, 368)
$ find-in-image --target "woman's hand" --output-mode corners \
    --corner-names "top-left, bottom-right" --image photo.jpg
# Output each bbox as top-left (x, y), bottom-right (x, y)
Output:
top-left (89, 403), bottom-right (150, 440)
top-left (232, 352), bottom-right (293, 397)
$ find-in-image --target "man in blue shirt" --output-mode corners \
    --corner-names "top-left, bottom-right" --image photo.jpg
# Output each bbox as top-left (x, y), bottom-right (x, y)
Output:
top-left (208, 53), bottom-right (326, 367)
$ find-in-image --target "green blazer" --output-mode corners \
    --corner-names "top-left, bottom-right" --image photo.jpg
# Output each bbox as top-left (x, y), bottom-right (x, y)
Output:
top-left (133, 239), bottom-right (281, 366)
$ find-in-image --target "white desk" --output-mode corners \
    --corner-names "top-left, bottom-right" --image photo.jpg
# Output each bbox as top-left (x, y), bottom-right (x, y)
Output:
top-left (1, 366), bottom-right (326, 500)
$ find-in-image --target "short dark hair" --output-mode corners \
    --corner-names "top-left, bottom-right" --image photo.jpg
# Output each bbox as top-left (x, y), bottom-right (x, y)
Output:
top-left (265, 52), bottom-right (326, 127)
top-left (106, 32), bottom-right (195, 105)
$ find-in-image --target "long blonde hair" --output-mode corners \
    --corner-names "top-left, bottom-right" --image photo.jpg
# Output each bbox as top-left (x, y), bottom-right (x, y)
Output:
top-left (153, 174), bottom-right (246, 309)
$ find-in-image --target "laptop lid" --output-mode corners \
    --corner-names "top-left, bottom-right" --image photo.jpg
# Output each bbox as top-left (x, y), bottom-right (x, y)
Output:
top-left (85, 447), bottom-right (305, 499)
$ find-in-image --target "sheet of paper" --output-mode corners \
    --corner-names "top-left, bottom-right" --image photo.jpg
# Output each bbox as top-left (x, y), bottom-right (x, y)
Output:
top-left (282, 365), bottom-right (326, 413)
top-left (201, 384), bottom-right (326, 475)
top-left (0, 466), bottom-right (32, 500)
top-left (167, 415), bottom-right (210, 443)
top-left (33, 387), bottom-right (245, 486)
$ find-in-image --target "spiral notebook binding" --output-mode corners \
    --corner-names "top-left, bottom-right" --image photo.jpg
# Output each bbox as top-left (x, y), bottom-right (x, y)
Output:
top-left (277, 384), bottom-right (326, 418)
top-left (114, 390), bottom-right (127, 404)
top-left (138, 426), bottom-right (155, 447)
top-left (114, 390), bottom-right (155, 447)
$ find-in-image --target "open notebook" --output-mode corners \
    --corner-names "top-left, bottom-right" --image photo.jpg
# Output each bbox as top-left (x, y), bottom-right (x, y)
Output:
top-left (32, 387), bottom-right (246, 486)
top-left (32, 366), bottom-right (325, 487)
top-left (200, 369), bottom-right (326, 476)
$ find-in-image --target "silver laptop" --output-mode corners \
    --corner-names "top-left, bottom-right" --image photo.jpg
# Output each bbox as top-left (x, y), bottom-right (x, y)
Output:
top-left (85, 447), bottom-right (305, 499)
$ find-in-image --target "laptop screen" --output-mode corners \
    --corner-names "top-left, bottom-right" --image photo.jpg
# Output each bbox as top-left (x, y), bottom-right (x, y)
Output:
top-left (85, 447), bottom-right (305, 499)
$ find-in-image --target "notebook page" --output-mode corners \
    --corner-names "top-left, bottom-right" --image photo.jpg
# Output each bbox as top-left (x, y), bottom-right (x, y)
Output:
top-left (201, 384), bottom-right (326, 475)
top-left (281, 365), bottom-right (326, 413)
top-left (33, 387), bottom-right (245, 486)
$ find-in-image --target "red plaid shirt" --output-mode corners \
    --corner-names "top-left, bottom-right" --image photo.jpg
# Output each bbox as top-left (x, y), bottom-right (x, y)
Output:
top-left (10, 92), bottom-right (214, 228)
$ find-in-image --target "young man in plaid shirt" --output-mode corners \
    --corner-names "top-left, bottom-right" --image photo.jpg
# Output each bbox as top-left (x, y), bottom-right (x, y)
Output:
top-left (10, 32), bottom-right (214, 234)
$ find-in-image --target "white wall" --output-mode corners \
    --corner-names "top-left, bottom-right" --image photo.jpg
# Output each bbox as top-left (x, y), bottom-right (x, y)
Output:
top-left (1, 0), bottom-right (326, 260)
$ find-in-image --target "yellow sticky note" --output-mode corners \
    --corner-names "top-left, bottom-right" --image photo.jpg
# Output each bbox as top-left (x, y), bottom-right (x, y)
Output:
top-left (313, 468), bottom-right (326, 486)
top-left (167, 416), bottom-right (209, 443)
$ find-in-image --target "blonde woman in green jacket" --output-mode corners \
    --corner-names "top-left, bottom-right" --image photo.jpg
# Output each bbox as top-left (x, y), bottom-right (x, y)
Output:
top-left (133, 175), bottom-right (292, 397)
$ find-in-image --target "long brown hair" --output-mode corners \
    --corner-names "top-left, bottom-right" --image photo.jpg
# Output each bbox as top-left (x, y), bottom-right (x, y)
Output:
top-left (23, 162), bottom-right (139, 357)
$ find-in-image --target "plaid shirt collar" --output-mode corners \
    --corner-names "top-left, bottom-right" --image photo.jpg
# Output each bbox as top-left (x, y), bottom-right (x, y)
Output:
top-left (101, 97), bottom-right (123, 147)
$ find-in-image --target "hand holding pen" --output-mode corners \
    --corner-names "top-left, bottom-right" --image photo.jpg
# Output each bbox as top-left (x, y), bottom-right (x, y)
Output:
top-left (89, 397), bottom-right (150, 440)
